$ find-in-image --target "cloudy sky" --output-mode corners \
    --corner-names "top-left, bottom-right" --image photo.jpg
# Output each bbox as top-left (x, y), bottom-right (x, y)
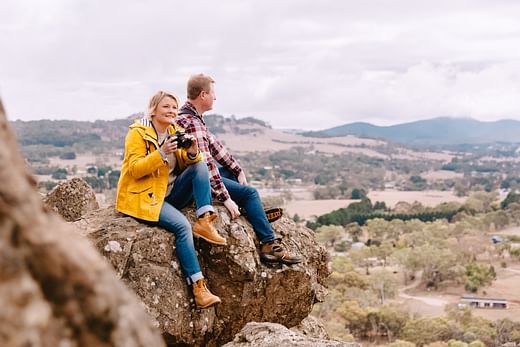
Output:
top-left (1, 0), bottom-right (520, 130)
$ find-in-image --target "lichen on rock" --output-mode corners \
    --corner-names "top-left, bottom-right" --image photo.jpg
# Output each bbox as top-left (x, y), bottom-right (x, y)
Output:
top-left (75, 204), bottom-right (330, 346)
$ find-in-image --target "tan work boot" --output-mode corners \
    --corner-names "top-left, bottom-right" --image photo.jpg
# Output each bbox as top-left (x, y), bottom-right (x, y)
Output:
top-left (192, 213), bottom-right (227, 245)
top-left (192, 279), bottom-right (221, 309)
top-left (260, 238), bottom-right (303, 265)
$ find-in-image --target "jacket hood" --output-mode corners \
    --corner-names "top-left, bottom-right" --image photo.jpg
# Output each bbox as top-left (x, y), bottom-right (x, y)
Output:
top-left (129, 117), bottom-right (178, 139)
top-left (129, 117), bottom-right (154, 130)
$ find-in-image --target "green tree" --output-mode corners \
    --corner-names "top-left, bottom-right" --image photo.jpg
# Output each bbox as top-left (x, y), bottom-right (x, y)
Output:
top-left (51, 168), bottom-right (67, 180)
top-left (368, 269), bottom-right (398, 304)
top-left (38, 180), bottom-right (57, 192)
top-left (501, 191), bottom-right (520, 209)
top-left (83, 176), bottom-right (106, 192)
top-left (463, 263), bottom-right (496, 293)
top-left (402, 317), bottom-right (452, 346)
top-left (336, 300), bottom-right (368, 337)
top-left (316, 225), bottom-right (345, 248)
top-left (351, 188), bottom-right (367, 199)
top-left (108, 170), bottom-right (121, 189)
top-left (389, 340), bottom-right (416, 347)
top-left (59, 151), bottom-right (76, 159)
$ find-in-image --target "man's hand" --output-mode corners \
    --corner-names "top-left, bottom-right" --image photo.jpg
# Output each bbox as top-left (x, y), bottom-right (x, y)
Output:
top-left (237, 170), bottom-right (248, 185)
top-left (223, 198), bottom-right (241, 219)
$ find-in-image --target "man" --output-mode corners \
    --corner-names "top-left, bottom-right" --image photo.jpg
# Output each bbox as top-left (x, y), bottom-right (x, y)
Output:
top-left (176, 74), bottom-right (302, 265)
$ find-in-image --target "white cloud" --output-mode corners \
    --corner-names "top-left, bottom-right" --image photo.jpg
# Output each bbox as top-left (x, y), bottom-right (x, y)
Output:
top-left (1, 0), bottom-right (520, 129)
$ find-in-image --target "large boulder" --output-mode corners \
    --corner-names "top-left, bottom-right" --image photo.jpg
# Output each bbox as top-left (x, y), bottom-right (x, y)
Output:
top-left (222, 322), bottom-right (359, 347)
top-left (0, 100), bottom-right (164, 347)
top-left (74, 205), bottom-right (330, 346)
top-left (291, 315), bottom-right (330, 340)
top-left (43, 177), bottom-right (99, 221)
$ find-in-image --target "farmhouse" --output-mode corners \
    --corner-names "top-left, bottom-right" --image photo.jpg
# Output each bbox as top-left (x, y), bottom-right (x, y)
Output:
top-left (460, 295), bottom-right (508, 309)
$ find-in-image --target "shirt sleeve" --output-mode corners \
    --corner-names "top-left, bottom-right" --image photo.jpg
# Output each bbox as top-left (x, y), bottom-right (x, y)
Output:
top-left (177, 116), bottom-right (233, 201)
top-left (207, 132), bottom-right (242, 177)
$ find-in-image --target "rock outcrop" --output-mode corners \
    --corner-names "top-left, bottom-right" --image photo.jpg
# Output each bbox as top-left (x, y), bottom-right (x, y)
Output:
top-left (43, 177), bottom-right (99, 221)
top-left (74, 204), bottom-right (330, 346)
top-left (292, 315), bottom-right (330, 340)
top-left (222, 322), bottom-right (359, 347)
top-left (0, 99), bottom-right (165, 347)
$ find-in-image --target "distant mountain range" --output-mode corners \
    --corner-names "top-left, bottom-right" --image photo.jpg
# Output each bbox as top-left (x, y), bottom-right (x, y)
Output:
top-left (10, 115), bottom-right (520, 149)
top-left (302, 117), bottom-right (520, 146)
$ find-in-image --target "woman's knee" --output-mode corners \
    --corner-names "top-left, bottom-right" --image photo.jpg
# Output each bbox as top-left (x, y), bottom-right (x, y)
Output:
top-left (174, 219), bottom-right (193, 241)
top-left (191, 161), bottom-right (209, 178)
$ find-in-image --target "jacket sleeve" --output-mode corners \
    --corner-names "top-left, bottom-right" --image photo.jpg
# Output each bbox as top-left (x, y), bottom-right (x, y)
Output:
top-left (175, 148), bottom-right (202, 171)
top-left (125, 128), bottom-right (166, 179)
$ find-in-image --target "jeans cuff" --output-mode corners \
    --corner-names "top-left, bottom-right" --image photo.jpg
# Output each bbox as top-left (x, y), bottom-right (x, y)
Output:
top-left (260, 235), bottom-right (277, 244)
top-left (196, 205), bottom-right (214, 217)
top-left (187, 272), bottom-right (204, 285)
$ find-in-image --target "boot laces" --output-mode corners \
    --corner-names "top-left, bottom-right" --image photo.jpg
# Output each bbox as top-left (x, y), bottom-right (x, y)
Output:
top-left (197, 280), bottom-right (209, 293)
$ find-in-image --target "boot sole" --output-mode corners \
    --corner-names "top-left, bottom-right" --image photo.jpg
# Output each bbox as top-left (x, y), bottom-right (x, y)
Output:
top-left (193, 231), bottom-right (227, 246)
top-left (239, 207), bottom-right (284, 223)
top-left (196, 299), bottom-right (222, 309)
top-left (265, 208), bottom-right (283, 223)
top-left (260, 253), bottom-right (302, 265)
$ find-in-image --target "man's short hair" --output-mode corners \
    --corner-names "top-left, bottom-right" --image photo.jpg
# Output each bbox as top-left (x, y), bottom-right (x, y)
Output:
top-left (187, 74), bottom-right (215, 100)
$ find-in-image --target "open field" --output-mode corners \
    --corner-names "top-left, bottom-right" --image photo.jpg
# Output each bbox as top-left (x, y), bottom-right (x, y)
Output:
top-left (367, 189), bottom-right (465, 208)
top-left (282, 189), bottom-right (465, 219)
top-left (219, 123), bottom-right (453, 161)
top-left (284, 199), bottom-right (355, 219)
top-left (48, 152), bottom-right (122, 172)
top-left (398, 263), bottom-right (520, 322)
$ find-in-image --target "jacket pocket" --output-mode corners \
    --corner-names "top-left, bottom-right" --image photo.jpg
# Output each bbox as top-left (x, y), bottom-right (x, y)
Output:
top-left (128, 184), bottom-right (152, 194)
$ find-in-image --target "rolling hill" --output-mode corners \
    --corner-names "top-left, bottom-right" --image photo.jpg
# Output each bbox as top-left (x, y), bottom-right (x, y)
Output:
top-left (302, 117), bottom-right (520, 146)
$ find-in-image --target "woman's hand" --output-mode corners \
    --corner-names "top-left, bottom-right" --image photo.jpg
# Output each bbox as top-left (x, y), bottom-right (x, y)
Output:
top-left (161, 136), bottom-right (178, 155)
top-left (186, 135), bottom-right (198, 156)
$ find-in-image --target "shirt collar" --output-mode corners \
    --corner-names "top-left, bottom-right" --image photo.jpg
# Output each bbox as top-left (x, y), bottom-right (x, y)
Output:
top-left (182, 101), bottom-right (205, 125)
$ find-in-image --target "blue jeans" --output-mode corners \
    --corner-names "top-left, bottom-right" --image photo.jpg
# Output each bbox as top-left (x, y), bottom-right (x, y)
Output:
top-left (158, 161), bottom-right (214, 284)
top-left (219, 167), bottom-right (276, 244)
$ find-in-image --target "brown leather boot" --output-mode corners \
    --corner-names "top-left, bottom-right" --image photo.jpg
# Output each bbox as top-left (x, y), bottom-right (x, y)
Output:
top-left (192, 213), bottom-right (227, 245)
top-left (260, 238), bottom-right (303, 265)
top-left (239, 207), bottom-right (284, 223)
top-left (192, 279), bottom-right (221, 309)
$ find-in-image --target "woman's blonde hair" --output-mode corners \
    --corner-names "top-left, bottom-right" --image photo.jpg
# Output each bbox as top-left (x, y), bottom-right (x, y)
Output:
top-left (147, 90), bottom-right (180, 118)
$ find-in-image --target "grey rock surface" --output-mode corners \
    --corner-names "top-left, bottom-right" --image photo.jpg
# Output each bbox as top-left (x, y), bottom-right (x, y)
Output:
top-left (0, 99), bottom-right (165, 347)
top-left (43, 177), bottom-right (99, 221)
top-left (291, 315), bottom-right (330, 340)
top-left (222, 322), bottom-right (360, 347)
top-left (74, 205), bottom-right (330, 346)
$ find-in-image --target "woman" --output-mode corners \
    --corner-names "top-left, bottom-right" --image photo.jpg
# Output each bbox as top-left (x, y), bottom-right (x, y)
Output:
top-left (116, 90), bottom-right (225, 309)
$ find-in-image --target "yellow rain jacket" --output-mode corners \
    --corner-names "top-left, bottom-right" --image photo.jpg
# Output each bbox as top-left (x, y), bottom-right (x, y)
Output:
top-left (115, 118), bottom-right (202, 221)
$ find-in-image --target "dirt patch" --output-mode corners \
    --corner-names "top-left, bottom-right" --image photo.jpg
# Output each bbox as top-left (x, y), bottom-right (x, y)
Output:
top-left (284, 199), bottom-right (355, 219)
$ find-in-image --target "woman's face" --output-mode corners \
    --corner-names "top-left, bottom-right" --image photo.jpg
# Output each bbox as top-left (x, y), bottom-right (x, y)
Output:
top-left (153, 96), bottom-right (178, 127)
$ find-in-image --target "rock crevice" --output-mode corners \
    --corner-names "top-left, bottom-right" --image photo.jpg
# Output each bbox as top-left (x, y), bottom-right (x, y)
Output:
top-left (74, 204), bottom-right (330, 346)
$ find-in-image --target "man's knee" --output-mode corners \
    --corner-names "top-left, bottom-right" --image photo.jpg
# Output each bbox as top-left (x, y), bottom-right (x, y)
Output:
top-left (244, 185), bottom-right (259, 199)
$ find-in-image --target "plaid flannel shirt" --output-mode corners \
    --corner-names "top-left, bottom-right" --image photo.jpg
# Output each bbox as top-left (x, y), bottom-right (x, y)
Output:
top-left (177, 102), bottom-right (242, 201)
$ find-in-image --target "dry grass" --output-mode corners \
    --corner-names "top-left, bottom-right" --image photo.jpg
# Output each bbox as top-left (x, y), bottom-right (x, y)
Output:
top-left (218, 124), bottom-right (452, 160)
top-left (281, 190), bottom-right (465, 220)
